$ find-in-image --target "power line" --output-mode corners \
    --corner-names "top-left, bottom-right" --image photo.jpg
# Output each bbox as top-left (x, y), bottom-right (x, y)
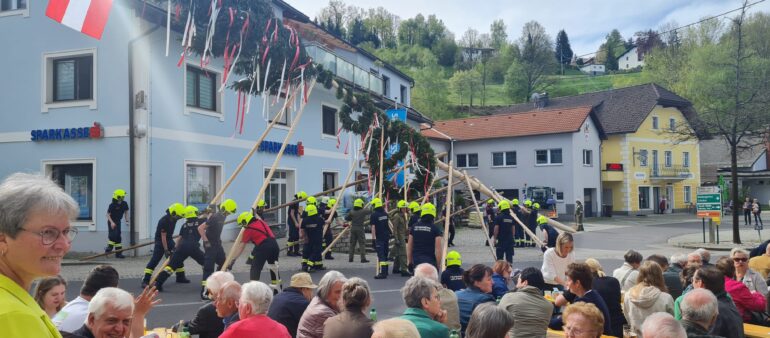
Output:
top-left (573, 0), bottom-right (766, 60)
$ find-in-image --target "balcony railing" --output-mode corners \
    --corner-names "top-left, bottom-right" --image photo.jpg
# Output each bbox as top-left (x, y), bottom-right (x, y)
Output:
top-left (305, 44), bottom-right (383, 95)
top-left (650, 165), bottom-right (692, 180)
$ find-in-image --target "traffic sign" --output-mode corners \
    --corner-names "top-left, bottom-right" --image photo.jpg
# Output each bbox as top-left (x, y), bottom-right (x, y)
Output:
top-left (696, 187), bottom-right (722, 219)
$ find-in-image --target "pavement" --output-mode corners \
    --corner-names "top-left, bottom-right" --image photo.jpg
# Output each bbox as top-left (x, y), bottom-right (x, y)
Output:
top-left (54, 212), bottom-right (761, 328)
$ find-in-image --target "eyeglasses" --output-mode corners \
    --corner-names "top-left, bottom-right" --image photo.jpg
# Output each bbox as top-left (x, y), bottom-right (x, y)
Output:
top-left (564, 325), bottom-right (595, 336)
top-left (734, 257), bottom-right (748, 263)
top-left (19, 227), bottom-right (78, 245)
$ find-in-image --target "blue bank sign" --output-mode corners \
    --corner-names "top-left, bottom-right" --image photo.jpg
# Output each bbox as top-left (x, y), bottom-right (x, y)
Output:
top-left (258, 140), bottom-right (304, 157)
top-left (31, 122), bottom-right (105, 141)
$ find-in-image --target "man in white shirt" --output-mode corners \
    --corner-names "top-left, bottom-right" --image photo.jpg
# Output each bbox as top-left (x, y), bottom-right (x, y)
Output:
top-left (612, 249), bottom-right (642, 291)
top-left (53, 265), bottom-right (119, 333)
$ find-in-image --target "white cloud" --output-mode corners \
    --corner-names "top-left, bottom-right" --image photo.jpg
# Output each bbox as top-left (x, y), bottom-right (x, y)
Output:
top-left (287, 0), bottom-right (770, 56)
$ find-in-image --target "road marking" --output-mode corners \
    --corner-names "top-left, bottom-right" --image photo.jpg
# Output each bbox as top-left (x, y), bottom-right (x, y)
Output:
top-left (371, 288), bottom-right (400, 294)
top-left (154, 289), bottom-right (402, 307)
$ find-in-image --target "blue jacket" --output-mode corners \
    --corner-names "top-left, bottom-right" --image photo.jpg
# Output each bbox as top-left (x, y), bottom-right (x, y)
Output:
top-left (456, 286), bottom-right (495, 333)
top-left (491, 273), bottom-right (509, 299)
top-left (267, 287), bottom-right (310, 338)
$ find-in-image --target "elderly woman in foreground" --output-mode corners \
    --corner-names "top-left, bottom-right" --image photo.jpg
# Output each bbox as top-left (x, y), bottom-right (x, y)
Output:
top-left (323, 277), bottom-right (374, 337)
top-left (297, 270), bottom-right (347, 338)
top-left (0, 173), bottom-right (79, 338)
top-left (219, 281), bottom-right (289, 337)
top-left (466, 303), bottom-right (514, 338)
top-left (563, 302), bottom-right (605, 338)
top-left (400, 276), bottom-right (451, 338)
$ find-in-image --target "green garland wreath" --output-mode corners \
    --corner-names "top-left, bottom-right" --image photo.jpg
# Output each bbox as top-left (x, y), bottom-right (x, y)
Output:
top-left (180, 0), bottom-right (435, 198)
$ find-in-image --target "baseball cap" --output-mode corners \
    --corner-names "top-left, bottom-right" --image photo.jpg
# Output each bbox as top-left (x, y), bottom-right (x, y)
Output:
top-left (290, 272), bottom-right (318, 289)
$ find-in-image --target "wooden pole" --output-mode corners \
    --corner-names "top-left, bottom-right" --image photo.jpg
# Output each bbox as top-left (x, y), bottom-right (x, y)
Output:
top-left (322, 130), bottom-right (372, 238)
top-left (78, 235), bottom-right (180, 261)
top-left (221, 79), bottom-right (317, 271)
top-left (463, 171), bottom-right (497, 261)
top-left (378, 123), bottom-right (385, 199)
top-left (440, 161), bottom-right (454, 273)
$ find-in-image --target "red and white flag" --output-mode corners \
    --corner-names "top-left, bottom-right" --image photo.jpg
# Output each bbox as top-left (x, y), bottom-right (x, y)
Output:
top-left (46, 0), bottom-right (113, 40)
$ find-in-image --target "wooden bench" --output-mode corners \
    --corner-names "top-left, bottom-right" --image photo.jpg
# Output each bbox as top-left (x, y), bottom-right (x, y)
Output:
top-left (745, 323), bottom-right (770, 338)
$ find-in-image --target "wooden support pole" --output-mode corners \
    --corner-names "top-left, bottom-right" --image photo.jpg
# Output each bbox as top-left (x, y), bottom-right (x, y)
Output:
top-left (79, 236), bottom-right (180, 261)
top-left (439, 161), bottom-right (454, 273)
top-left (378, 123), bottom-right (385, 199)
top-left (221, 79), bottom-right (317, 271)
top-left (463, 171), bottom-right (497, 261)
top-left (322, 130), bottom-right (372, 238)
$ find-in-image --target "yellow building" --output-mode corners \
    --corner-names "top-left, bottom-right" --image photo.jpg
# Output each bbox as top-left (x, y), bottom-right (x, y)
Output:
top-left (494, 84), bottom-right (701, 215)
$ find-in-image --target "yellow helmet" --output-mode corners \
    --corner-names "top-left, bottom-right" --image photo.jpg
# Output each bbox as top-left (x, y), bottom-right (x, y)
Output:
top-left (371, 198), bottom-right (383, 208)
top-left (327, 198), bottom-right (336, 207)
top-left (113, 189), bottom-right (126, 199)
top-left (237, 211), bottom-right (254, 226)
top-left (511, 198), bottom-right (520, 206)
top-left (305, 204), bottom-right (318, 216)
top-left (487, 199), bottom-right (495, 205)
top-left (446, 250), bottom-right (462, 267)
top-left (397, 200), bottom-right (408, 208)
top-left (256, 199), bottom-right (266, 208)
top-left (353, 199), bottom-right (364, 208)
top-left (220, 199), bottom-right (237, 213)
top-left (184, 206), bottom-right (199, 219)
top-left (421, 203), bottom-right (437, 218)
top-left (498, 200), bottom-right (510, 211)
top-left (409, 201), bottom-right (421, 212)
top-left (537, 215), bottom-right (549, 225)
top-left (524, 199), bottom-right (532, 207)
top-left (168, 203), bottom-right (185, 217)
top-left (296, 191), bottom-right (308, 199)
top-left (306, 196), bottom-right (317, 205)
top-left (533, 202), bottom-right (540, 209)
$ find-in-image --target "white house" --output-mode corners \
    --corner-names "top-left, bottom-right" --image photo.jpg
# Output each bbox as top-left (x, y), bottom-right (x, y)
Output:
top-left (618, 46), bottom-right (644, 70)
top-left (580, 64), bottom-right (605, 75)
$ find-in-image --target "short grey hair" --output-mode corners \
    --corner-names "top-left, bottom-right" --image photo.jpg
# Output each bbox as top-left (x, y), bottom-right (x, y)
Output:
top-left (681, 288), bottom-right (719, 324)
top-left (206, 271), bottom-right (235, 295)
top-left (641, 312), bottom-right (686, 338)
top-left (413, 263), bottom-right (439, 282)
top-left (402, 277), bottom-right (439, 309)
top-left (240, 281), bottom-right (273, 315)
top-left (0, 173), bottom-right (78, 237)
top-left (730, 248), bottom-right (749, 258)
top-left (218, 281), bottom-right (241, 303)
top-left (88, 287), bottom-right (134, 319)
top-left (670, 254), bottom-right (687, 267)
top-left (465, 303), bottom-right (514, 338)
top-left (317, 270), bottom-right (347, 300)
top-left (372, 318), bottom-right (420, 338)
top-left (695, 248), bottom-right (711, 263)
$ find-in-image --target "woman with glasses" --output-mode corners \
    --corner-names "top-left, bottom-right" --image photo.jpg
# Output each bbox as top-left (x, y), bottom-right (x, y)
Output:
top-left (0, 173), bottom-right (79, 338)
top-left (732, 248), bottom-right (767, 297)
top-left (562, 302), bottom-right (605, 338)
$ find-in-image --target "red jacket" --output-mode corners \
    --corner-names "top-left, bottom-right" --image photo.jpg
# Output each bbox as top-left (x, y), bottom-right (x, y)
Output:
top-left (724, 276), bottom-right (766, 321)
top-left (220, 314), bottom-right (290, 338)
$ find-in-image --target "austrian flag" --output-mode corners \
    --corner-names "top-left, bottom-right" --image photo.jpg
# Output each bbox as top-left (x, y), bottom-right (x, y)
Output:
top-left (46, 0), bottom-right (113, 40)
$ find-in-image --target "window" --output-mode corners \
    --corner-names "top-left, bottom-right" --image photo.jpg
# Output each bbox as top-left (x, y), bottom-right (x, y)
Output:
top-left (556, 192), bottom-right (564, 201)
top-left (43, 49), bottom-right (97, 111)
top-left (186, 65), bottom-right (217, 112)
top-left (382, 76), bottom-right (390, 97)
top-left (322, 172), bottom-right (338, 192)
top-left (652, 116), bottom-right (659, 129)
top-left (186, 163), bottom-right (222, 210)
top-left (626, 56), bottom-right (629, 61)
top-left (582, 149), bottom-right (593, 166)
top-left (322, 105), bottom-right (338, 136)
top-left (638, 186), bottom-right (651, 209)
top-left (0, 0), bottom-right (27, 16)
top-left (456, 153), bottom-right (478, 168)
top-left (492, 151), bottom-right (516, 167)
top-left (48, 162), bottom-right (94, 222)
top-left (664, 151), bottom-right (672, 167)
top-left (683, 152), bottom-right (690, 168)
top-left (639, 149), bottom-right (648, 167)
top-left (268, 100), bottom-right (290, 126)
top-left (684, 186), bottom-right (692, 204)
top-left (536, 149), bottom-right (563, 165)
top-left (669, 118), bottom-right (676, 131)
top-left (400, 85), bottom-right (407, 105)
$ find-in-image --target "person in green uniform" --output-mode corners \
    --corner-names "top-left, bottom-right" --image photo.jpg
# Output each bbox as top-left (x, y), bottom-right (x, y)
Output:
top-left (345, 198), bottom-right (371, 263)
top-left (575, 200), bottom-right (584, 232)
top-left (391, 200), bottom-right (410, 277)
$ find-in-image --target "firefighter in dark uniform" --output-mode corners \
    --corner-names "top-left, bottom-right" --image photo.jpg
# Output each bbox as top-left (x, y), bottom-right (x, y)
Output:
top-left (391, 200), bottom-right (410, 277)
top-left (510, 198), bottom-right (523, 247)
top-left (322, 198), bottom-right (339, 260)
top-left (199, 199), bottom-right (237, 298)
top-left (105, 189), bottom-right (130, 258)
top-left (345, 198), bottom-right (371, 263)
top-left (485, 199), bottom-right (496, 246)
top-left (155, 206), bottom-right (206, 292)
top-left (517, 199), bottom-right (533, 247)
top-left (234, 211), bottom-right (282, 293)
top-left (287, 191), bottom-right (306, 257)
top-left (141, 203), bottom-right (187, 288)
top-left (301, 204), bottom-right (325, 272)
top-left (493, 200), bottom-right (515, 263)
top-left (539, 215), bottom-right (558, 252)
top-left (371, 198), bottom-right (391, 279)
top-left (407, 203), bottom-right (443, 269)
top-left (441, 250), bottom-right (465, 291)
top-left (527, 202), bottom-right (541, 247)
top-left (408, 201), bottom-right (421, 231)
top-left (247, 199), bottom-right (268, 265)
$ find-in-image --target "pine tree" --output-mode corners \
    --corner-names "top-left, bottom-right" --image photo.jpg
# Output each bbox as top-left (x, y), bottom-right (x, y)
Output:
top-left (554, 30), bottom-right (574, 65)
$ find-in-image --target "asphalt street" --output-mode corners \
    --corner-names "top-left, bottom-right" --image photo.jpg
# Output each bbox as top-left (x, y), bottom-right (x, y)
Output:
top-left (62, 218), bottom-right (710, 330)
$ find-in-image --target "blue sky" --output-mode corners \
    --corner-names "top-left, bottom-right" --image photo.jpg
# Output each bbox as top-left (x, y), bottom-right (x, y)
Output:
top-left (287, 0), bottom-right (770, 57)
